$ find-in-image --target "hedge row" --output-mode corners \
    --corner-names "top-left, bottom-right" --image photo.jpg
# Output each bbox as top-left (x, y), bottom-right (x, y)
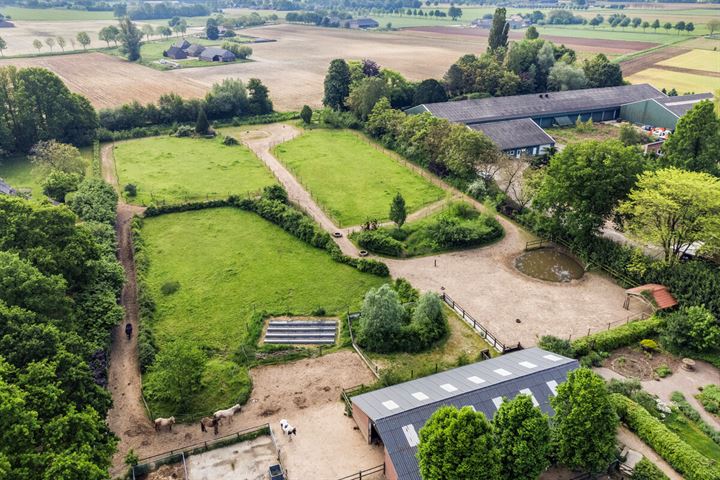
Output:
top-left (611, 394), bottom-right (720, 480)
top-left (130, 217), bottom-right (159, 373)
top-left (571, 316), bottom-right (665, 356)
top-left (670, 391), bottom-right (720, 446)
top-left (631, 458), bottom-right (670, 480)
top-left (354, 230), bottom-right (404, 257)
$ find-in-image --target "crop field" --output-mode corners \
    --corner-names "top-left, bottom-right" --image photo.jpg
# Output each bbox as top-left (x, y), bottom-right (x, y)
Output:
top-left (273, 129), bottom-right (445, 227)
top-left (113, 136), bottom-right (276, 205)
top-left (657, 49), bottom-right (720, 71)
top-left (627, 68), bottom-right (720, 93)
top-left (0, 6), bottom-right (115, 21)
top-left (141, 207), bottom-right (383, 414)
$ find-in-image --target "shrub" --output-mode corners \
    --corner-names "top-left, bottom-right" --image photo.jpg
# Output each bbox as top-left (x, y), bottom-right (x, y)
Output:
top-left (68, 178), bottom-right (118, 225)
top-left (138, 325), bottom-right (157, 373)
top-left (42, 170), bottom-right (82, 202)
top-left (579, 351), bottom-right (603, 368)
top-left (640, 339), bottom-right (659, 352)
top-left (697, 385), bottom-right (720, 415)
top-left (124, 183), bottom-right (137, 197)
top-left (174, 125), bottom-right (194, 137)
top-left (160, 281), bottom-right (180, 295)
top-left (319, 108), bottom-right (362, 129)
top-left (611, 394), bottom-right (720, 480)
top-left (607, 379), bottom-right (662, 418)
top-left (632, 458), bottom-right (670, 480)
top-left (262, 184), bottom-right (288, 204)
top-left (408, 292), bottom-right (447, 350)
top-left (354, 230), bottom-right (404, 256)
top-left (222, 135), bottom-right (239, 146)
top-left (538, 335), bottom-right (574, 358)
top-left (466, 179), bottom-right (488, 200)
top-left (572, 316), bottom-right (665, 356)
top-left (392, 278), bottom-right (419, 304)
top-left (661, 305), bottom-right (720, 354)
top-left (357, 284), bottom-right (406, 353)
top-left (655, 364), bottom-right (672, 378)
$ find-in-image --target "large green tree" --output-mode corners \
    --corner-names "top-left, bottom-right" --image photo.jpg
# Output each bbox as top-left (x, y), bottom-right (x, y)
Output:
top-left (347, 76), bottom-right (388, 120)
top-left (440, 123), bottom-right (498, 180)
top-left (661, 305), bottom-right (720, 354)
top-left (487, 8), bottom-right (509, 54)
top-left (357, 284), bottom-right (405, 352)
top-left (145, 340), bottom-right (206, 411)
top-left (30, 140), bottom-right (86, 176)
top-left (118, 17), bottom-right (142, 61)
top-left (534, 140), bottom-right (645, 238)
top-left (417, 405), bottom-right (501, 480)
top-left (389, 192), bottom-right (407, 228)
top-left (619, 168), bottom-right (720, 262)
top-left (661, 100), bottom-right (720, 175)
top-left (323, 59), bottom-right (351, 110)
top-left (583, 54), bottom-right (623, 88)
top-left (552, 368), bottom-right (618, 473)
top-left (494, 394), bottom-right (551, 480)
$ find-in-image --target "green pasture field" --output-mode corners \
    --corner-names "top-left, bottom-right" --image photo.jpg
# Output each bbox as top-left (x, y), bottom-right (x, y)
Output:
top-left (272, 129), bottom-right (445, 227)
top-left (663, 411), bottom-right (720, 462)
top-left (104, 36), bottom-right (252, 70)
top-left (0, 6), bottom-right (115, 21)
top-left (0, 147), bottom-right (92, 199)
top-left (113, 136), bottom-right (276, 205)
top-left (141, 207), bottom-right (384, 415)
top-left (658, 49), bottom-right (720, 72)
top-left (368, 308), bottom-right (495, 381)
top-left (627, 68), bottom-right (720, 94)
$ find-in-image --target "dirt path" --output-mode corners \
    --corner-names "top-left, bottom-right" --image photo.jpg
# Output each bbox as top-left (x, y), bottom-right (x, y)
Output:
top-left (617, 426), bottom-right (684, 480)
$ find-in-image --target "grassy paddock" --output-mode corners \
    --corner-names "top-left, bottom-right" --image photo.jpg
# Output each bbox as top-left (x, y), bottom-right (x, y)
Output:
top-left (627, 68), bottom-right (720, 93)
top-left (272, 129), bottom-right (445, 227)
top-left (141, 208), bottom-right (384, 415)
top-left (0, 6), bottom-right (115, 21)
top-left (113, 136), bottom-right (276, 205)
top-left (657, 49), bottom-right (720, 72)
top-left (663, 410), bottom-right (720, 462)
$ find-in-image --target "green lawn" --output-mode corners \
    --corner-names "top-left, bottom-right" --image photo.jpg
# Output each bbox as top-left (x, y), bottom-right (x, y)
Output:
top-left (113, 136), bottom-right (276, 205)
top-left (663, 411), bottom-right (720, 462)
top-left (0, 147), bottom-right (92, 199)
top-left (272, 129), bottom-right (445, 227)
top-left (141, 207), bottom-right (384, 415)
top-left (0, 6), bottom-right (115, 21)
top-left (105, 37), bottom-right (252, 70)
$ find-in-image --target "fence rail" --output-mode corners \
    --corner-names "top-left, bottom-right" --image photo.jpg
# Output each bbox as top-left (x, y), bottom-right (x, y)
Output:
top-left (335, 464), bottom-right (385, 480)
top-left (441, 293), bottom-right (520, 354)
top-left (346, 314), bottom-right (381, 379)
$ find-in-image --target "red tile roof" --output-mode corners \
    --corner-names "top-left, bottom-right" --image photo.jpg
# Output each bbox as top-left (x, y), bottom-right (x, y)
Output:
top-left (626, 284), bottom-right (678, 310)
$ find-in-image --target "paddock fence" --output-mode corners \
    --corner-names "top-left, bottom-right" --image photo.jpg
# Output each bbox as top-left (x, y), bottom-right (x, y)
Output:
top-left (130, 423), bottom-right (274, 479)
top-left (440, 292), bottom-right (521, 354)
top-left (335, 464), bottom-right (385, 480)
top-left (346, 313), bottom-right (381, 379)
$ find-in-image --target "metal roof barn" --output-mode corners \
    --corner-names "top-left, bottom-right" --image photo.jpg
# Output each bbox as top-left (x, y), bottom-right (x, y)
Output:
top-left (469, 118), bottom-right (555, 152)
top-left (351, 348), bottom-right (579, 480)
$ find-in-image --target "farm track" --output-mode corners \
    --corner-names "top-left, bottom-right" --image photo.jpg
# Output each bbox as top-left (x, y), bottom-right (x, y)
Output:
top-left (619, 46), bottom-right (691, 76)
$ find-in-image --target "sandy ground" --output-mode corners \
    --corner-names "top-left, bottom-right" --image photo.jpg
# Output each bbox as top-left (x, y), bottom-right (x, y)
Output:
top-left (185, 435), bottom-right (278, 480)
top-left (242, 123), bottom-right (647, 349)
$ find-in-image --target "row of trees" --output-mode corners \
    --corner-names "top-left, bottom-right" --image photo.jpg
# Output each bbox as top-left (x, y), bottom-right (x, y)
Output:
top-left (418, 368), bottom-right (619, 479)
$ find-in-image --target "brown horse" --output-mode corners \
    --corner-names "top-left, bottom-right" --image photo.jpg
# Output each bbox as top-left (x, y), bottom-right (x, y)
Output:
top-left (200, 416), bottom-right (219, 435)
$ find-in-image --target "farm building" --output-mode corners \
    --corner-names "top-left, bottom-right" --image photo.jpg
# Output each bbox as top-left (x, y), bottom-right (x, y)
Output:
top-left (345, 18), bottom-right (379, 29)
top-left (0, 20), bottom-right (14, 28)
top-left (163, 46), bottom-right (187, 60)
top-left (173, 38), bottom-right (191, 50)
top-left (199, 47), bottom-right (236, 62)
top-left (185, 43), bottom-right (205, 57)
top-left (0, 178), bottom-right (17, 196)
top-left (351, 348), bottom-right (579, 480)
top-left (407, 85), bottom-right (713, 156)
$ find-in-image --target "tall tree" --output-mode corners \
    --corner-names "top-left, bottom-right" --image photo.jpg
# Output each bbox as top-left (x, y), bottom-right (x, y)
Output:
top-left (76, 32), bottom-right (91, 49)
top-left (32, 39), bottom-right (42, 53)
top-left (551, 368), bottom-right (618, 473)
top-left (323, 59), bottom-right (351, 110)
top-left (534, 140), bottom-right (646, 238)
top-left (145, 339), bottom-right (206, 411)
top-left (0, 36), bottom-right (6, 57)
top-left (548, 62), bottom-right (587, 91)
top-left (417, 405), bottom-right (501, 480)
top-left (487, 8), bottom-right (509, 54)
top-left (195, 107), bottom-right (209, 134)
top-left (525, 25), bottom-right (539, 39)
top-left (389, 193), bottom-right (407, 228)
top-left (141, 24), bottom-right (155, 40)
top-left (247, 78), bottom-right (273, 114)
top-left (412, 79), bottom-right (447, 106)
top-left (300, 105), bottom-right (313, 124)
top-left (30, 140), bottom-right (86, 176)
top-left (619, 168), bottom-right (720, 263)
top-left (56, 36), bottom-right (66, 52)
top-left (583, 54), bottom-right (623, 88)
top-left (118, 18), bottom-right (142, 61)
top-left (661, 100), bottom-right (720, 175)
top-left (357, 284), bottom-right (405, 353)
top-left (494, 394), bottom-right (551, 480)
top-left (347, 77), bottom-right (388, 120)
top-left (44, 38), bottom-right (55, 52)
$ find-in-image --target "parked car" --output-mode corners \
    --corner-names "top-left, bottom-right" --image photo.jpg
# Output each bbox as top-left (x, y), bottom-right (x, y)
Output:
top-left (642, 125), bottom-right (653, 131)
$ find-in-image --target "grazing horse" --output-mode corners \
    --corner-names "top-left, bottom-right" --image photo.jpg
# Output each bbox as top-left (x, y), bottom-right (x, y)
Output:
top-left (200, 416), bottom-right (219, 435)
top-left (214, 404), bottom-right (242, 424)
top-left (279, 419), bottom-right (297, 440)
top-left (154, 416), bottom-right (175, 432)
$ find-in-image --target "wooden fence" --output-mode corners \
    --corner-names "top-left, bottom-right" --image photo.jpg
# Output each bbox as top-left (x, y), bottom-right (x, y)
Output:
top-left (335, 464), bottom-right (385, 480)
top-left (346, 314), bottom-right (381, 379)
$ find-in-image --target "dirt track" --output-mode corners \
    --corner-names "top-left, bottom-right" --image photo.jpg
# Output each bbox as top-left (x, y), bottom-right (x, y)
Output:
top-left (619, 46), bottom-right (690, 76)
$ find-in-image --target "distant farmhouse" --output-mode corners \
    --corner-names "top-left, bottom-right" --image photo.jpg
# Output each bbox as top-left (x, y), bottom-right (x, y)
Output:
top-left (0, 178), bottom-right (17, 196)
top-left (351, 348), bottom-right (579, 480)
top-left (407, 85), bottom-right (713, 157)
top-left (162, 39), bottom-right (236, 63)
top-left (472, 14), bottom-right (528, 29)
top-left (0, 19), bottom-right (14, 28)
top-left (344, 18), bottom-right (379, 29)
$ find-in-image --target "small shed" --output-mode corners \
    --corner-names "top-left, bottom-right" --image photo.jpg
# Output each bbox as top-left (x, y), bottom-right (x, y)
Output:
top-left (185, 43), bottom-right (206, 57)
top-left (163, 46), bottom-right (188, 60)
top-left (199, 47), bottom-right (235, 62)
top-left (624, 284), bottom-right (678, 311)
top-left (346, 18), bottom-right (379, 29)
top-left (173, 38), bottom-right (191, 50)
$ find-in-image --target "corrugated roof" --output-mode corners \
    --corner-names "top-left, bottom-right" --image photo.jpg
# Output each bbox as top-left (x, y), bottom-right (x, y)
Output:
top-left (419, 84), bottom-right (665, 124)
top-left (656, 93), bottom-right (713, 117)
top-left (352, 348), bottom-right (578, 480)
top-left (469, 118), bottom-right (555, 150)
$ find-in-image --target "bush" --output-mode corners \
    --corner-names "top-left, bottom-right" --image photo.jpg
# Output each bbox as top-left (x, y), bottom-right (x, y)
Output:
top-left (160, 281), bottom-right (180, 295)
top-left (318, 108), bottom-right (362, 129)
top-left (354, 230), bottom-right (404, 256)
top-left (223, 135), bottom-right (239, 146)
top-left (262, 184), bottom-right (288, 204)
top-left (611, 394), bottom-right (720, 480)
top-left (632, 458), bottom-right (670, 480)
top-left (640, 339), bottom-right (659, 352)
top-left (572, 316), bottom-right (665, 356)
top-left (124, 183), bottom-right (137, 197)
top-left (42, 170), bottom-right (82, 202)
top-left (661, 305), bottom-right (720, 354)
top-left (174, 125), bottom-right (194, 137)
top-left (466, 179), bottom-right (488, 200)
top-left (655, 364), bottom-right (672, 378)
top-left (538, 335), bottom-right (575, 357)
top-left (68, 178), bottom-right (118, 225)
top-left (697, 385), bottom-right (720, 415)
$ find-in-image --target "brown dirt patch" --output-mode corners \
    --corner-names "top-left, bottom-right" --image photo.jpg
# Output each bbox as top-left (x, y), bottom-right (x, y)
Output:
top-left (404, 25), bottom-right (658, 53)
top-left (146, 463), bottom-right (184, 480)
top-left (0, 52), bottom-right (207, 109)
top-left (620, 46), bottom-right (691, 76)
top-left (604, 346), bottom-right (682, 380)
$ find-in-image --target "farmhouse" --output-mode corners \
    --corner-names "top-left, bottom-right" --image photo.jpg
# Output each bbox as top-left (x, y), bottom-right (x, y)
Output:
top-left (407, 85), bottom-right (713, 157)
top-left (351, 348), bottom-right (579, 480)
top-left (345, 18), bottom-right (379, 29)
top-left (163, 46), bottom-right (187, 60)
top-left (185, 43), bottom-right (205, 57)
top-left (199, 47), bottom-right (236, 62)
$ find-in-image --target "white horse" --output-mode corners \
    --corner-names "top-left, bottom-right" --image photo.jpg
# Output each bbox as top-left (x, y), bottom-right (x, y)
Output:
top-left (279, 419), bottom-right (297, 440)
top-left (214, 404), bottom-right (242, 424)
top-left (154, 416), bottom-right (175, 432)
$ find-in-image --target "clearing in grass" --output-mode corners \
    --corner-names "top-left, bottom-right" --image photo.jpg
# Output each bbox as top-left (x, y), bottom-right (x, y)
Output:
top-left (272, 129), bottom-right (445, 227)
top-left (113, 136), bottom-right (276, 205)
top-left (627, 68), bottom-right (720, 93)
top-left (141, 207), bottom-right (384, 416)
top-left (657, 49), bottom-right (720, 73)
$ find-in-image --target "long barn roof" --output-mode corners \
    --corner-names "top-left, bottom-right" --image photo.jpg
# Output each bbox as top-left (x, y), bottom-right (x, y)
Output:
top-left (470, 118), bottom-right (555, 150)
top-left (411, 84), bottom-right (666, 124)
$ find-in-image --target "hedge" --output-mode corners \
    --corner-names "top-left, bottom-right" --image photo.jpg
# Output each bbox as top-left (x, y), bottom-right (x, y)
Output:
top-left (611, 394), bottom-right (720, 480)
top-left (571, 316), bottom-right (665, 356)
top-left (130, 217), bottom-right (159, 373)
top-left (354, 230), bottom-right (404, 256)
top-left (631, 458), bottom-right (670, 480)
